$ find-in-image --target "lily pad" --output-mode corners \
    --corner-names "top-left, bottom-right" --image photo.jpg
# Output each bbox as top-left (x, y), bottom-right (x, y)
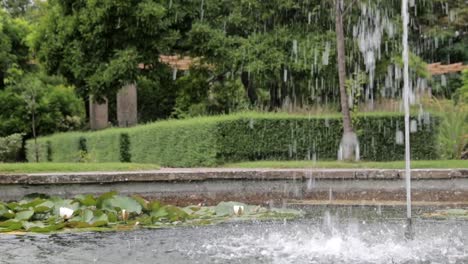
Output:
top-left (74, 194), bottom-right (97, 206)
top-left (422, 209), bottom-right (468, 220)
top-left (100, 195), bottom-right (142, 214)
top-left (0, 220), bottom-right (23, 232)
top-left (0, 204), bottom-right (15, 220)
top-left (0, 192), bottom-right (303, 234)
top-left (69, 209), bottom-right (110, 228)
top-left (34, 201), bottom-right (55, 213)
top-left (15, 210), bottom-right (34, 221)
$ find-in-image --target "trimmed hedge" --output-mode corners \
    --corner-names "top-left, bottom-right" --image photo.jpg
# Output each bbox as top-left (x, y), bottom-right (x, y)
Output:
top-left (26, 112), bottom-right (440, 166)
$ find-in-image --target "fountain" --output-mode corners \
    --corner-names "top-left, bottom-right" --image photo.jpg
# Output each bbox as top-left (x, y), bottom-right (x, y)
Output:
top-left (401, 0), bottom-right (414, 240)
top-left (1, 1), bottom-right (467, 264)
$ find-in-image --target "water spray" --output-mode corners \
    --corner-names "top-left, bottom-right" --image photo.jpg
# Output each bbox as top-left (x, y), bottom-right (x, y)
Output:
top-left (402, 0), bottom-right (413, 240)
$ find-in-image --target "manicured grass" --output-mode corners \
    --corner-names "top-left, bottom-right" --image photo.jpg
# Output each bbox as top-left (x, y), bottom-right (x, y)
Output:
top-left (0, 163), bottom-right (160, 174)
top-left (224, 160), bottom-right (468, 169)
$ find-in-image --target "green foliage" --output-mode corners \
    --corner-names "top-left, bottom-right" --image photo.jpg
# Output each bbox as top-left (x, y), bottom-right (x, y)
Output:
top-left (129, 119), bottom-right (219, 167)
top-left (225, 160), bottom-right (468, 169)
top-left (136, 69), bottom-right (179, 123)
top-left (215, 113), bottom-right (439, 162)
top-left (455, 70), bottom-right (468, 104)
top-left (1, 0), bottom-right (33, 18)
top-left (78, 137), bottom-right (87, 153)
top-left (423, 209), bottom-right (468, 220)
top-left (27, 113), bottom-right (440, 166)
top-left (432, 100), bottom-right (468, 159)
top-left (415, 0), bottom-right (468, 63)
top-left (46, 140), bottom-right (52, 161)
top-left (85, 130), bottom-right (122, 163)
top-left (0, 73), bottom-right (85, 137)
top-left (0, 133), bottom-right (23, 162)
top-left (34, 0), bottom-right (194, 98)
top-left (0, 9), bottom-right (30, 89)
top-left (119, 133), bottom-right (131, 163)
top-left (0, 192), bottom-right (302, 233)
top-left (172, 68), bottom-right (249, 118)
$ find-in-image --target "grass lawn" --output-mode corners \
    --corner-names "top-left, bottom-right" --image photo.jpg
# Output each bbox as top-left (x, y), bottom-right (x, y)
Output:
top-left (224, 160), bottom-right (468, 169)
top-left (0, 163), bottom-right (160, 174)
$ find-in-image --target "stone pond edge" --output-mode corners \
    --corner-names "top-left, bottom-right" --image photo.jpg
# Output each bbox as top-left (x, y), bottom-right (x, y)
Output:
top-left (0, 168), bottom-right (467, 185)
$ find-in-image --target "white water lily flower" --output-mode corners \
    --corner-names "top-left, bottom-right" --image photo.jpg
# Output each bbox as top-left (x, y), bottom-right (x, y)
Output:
top-left (233, 205), bottom-right (244, 216)
top-left (59, 207), bottom-right (74, 219)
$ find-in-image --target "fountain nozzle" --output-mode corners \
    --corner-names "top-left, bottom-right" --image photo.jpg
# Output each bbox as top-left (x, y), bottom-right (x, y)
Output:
top-left (404, 217), bottom-right (414, 240)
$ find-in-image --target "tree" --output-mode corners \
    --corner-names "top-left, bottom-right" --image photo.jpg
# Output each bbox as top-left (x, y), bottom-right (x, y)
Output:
top-left (1, 0), bottom-right (32, 18)
top-left (334, 0), bottom-right (357, 160)
top-left (34, 0), bottom-right (198, 101)
top-left (0, 10), bottom-right (30, 89)
top-left (0, 72), bottom-right (85, 138)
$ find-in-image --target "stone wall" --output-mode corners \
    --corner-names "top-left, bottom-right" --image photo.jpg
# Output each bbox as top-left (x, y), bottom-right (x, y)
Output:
top-left (117, 83), bottom-right (138, 127)
top-left (89, 97), bottom-right (108, 130)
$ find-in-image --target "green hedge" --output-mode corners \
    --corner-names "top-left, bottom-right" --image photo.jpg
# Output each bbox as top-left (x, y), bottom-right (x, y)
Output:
top-left (26, 112), bottom-right (440, 166)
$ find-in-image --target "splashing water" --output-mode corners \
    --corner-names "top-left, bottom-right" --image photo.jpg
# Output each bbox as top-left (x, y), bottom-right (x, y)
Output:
top-left (172, 68), bottom-right (178, 81)
top-left (354, 3), bottom-right (395, 105)
top-left (194, 219), bottom-right (467, 264)
top-left (337, 132), bottom-right (360, 161)
top-left (322, 42), bottom-right (330, 66)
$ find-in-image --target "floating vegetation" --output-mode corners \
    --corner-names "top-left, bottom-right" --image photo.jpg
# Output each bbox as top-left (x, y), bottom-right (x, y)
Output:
top-left (422, 209), bottom-right (468, 220)
top-left (0, 192), bottom-right (302, 234)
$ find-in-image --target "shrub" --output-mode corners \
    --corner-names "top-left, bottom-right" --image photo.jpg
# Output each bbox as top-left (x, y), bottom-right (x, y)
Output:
top-left (0, 78), bottom-right (85, 137)
top-left (26, 112), bottom-right (441, 166)
top-left (46, 141), bottom-right (52, 162)
top-left (0, 133), bottom-right (24, 162)
top-left (120, 133), bottom-right (131, 162)
top-left (432, 100), bottom-right (468, 159)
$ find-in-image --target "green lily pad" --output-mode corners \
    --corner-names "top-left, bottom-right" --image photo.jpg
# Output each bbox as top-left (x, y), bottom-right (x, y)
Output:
top-left (0, 192), bottom-right (303, 234)
top-left (148, 201), bottom-right (162, 212)
top-left (422, 209), bottom-right (468, 219)
top-left (151, 207), bottom-right (168, 219)
top-left (74, 194), bottom-right (97, 206)
top-left (131, 195), bottom-right (149, 211)
top-left (34, 201), bottom-right (55, 213)
top-left (0, 220), bottom-right (23, 232)
top-left (0, 204), bottom-right (15, 220)
top-left (96, 191), bottom-right (118, 208)
top-left (15, 210), bottom-right (34, 221)
top-left (165, 206), bottom-right (189, 221)
top-left (101, 196), bottom-right (142, 214)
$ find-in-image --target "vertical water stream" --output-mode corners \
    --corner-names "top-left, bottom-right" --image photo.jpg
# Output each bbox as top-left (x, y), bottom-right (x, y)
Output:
top-left (401, 0), bottom-right (413, 239)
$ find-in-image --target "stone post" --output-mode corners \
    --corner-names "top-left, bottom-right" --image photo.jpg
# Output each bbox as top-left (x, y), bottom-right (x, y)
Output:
top-left (117, 83), bottom-right (138, 127)
top-left (89, 97), bottom-right (109, 130)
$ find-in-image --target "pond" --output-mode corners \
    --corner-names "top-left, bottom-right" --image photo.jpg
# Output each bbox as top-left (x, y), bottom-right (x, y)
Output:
top-left (0, 205), bottom-right (466, 264)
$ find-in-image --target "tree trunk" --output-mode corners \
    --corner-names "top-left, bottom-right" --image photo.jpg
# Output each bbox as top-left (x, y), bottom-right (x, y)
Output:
top-left (0, 70), bottom-right (4, 90)
top-left (241, 71), bottom-right (257, 105)
top-left (269, 81), bottom-right (280, 110)
top-left (335, 0), bottom-right (359, 161)
top-left (335, 0), bottom-right (353, 134)
top-left (31, 99), bottom-right (38, 162)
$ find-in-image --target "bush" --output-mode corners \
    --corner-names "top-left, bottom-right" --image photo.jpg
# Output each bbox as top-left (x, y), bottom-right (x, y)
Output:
top-left (120, 133), bottom-right (131, 162)
top-left (0, 75), bottom-right (85, 137)
top-left (0, 133), bottom-right (24, 162)
top-left (26, 112), bottom-right (441, 166)
top-left (432, 100), bottom-right (468, 159)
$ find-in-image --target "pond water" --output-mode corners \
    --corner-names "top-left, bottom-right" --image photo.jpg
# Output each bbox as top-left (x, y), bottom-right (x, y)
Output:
top-left (0, 206), bottom-right (467, 264)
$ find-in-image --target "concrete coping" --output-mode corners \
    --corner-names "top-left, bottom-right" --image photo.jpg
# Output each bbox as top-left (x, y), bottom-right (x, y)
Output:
top-left (0, 168), bottom-right (467, 185)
